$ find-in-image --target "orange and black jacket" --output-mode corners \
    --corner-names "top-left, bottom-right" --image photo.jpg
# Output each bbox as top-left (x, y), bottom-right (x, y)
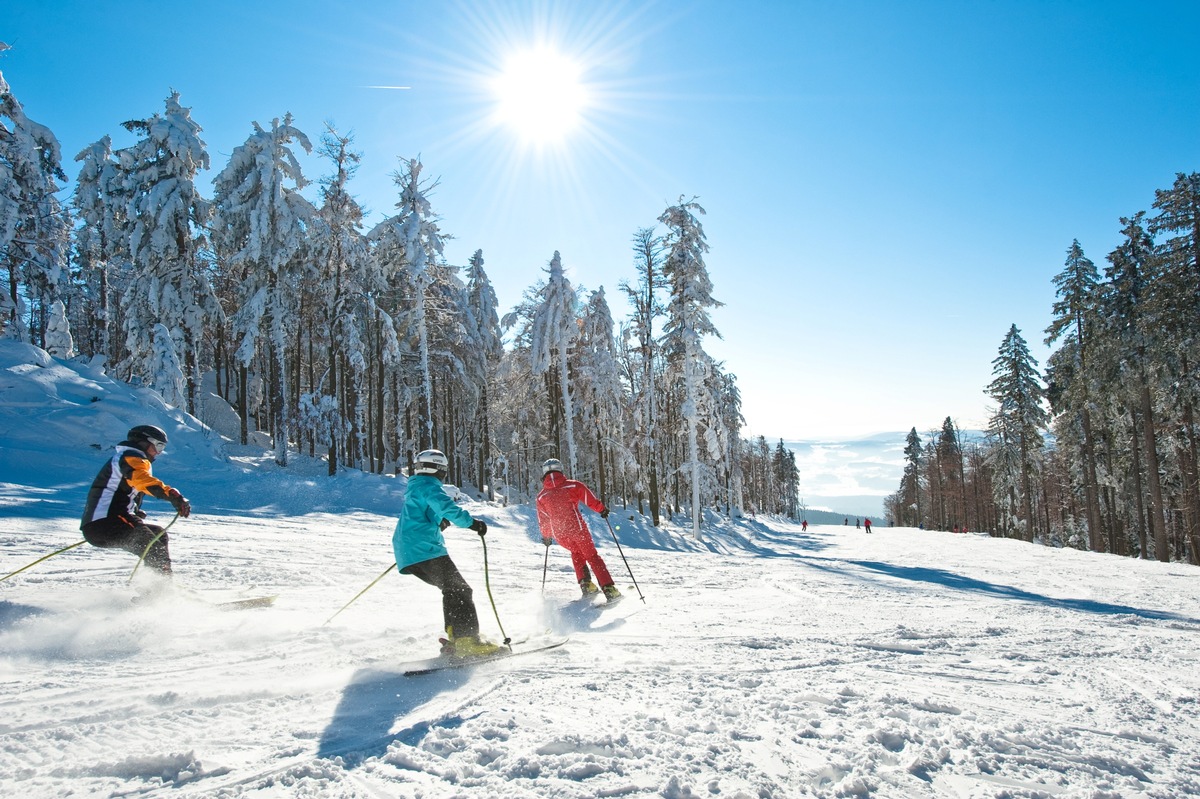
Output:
top-left (80, 441), bottom-right (176, 528)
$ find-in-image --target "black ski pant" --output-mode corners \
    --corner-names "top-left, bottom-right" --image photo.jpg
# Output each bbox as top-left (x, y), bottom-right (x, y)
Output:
top-left (403, 555), bottom-right (479, 639)
top-left (82, 517), bottom-right (172, 574)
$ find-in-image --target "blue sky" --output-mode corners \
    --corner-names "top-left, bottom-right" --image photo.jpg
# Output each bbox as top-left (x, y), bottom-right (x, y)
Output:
top-left (6, 0), bottom-right (1199, 440)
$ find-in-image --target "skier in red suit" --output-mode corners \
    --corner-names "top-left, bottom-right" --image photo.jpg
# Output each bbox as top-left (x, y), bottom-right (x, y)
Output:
top-left (536, 458), bottom-right (622, 603)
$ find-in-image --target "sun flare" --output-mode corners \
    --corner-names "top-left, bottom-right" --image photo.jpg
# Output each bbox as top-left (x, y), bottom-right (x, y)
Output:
top-left (492, 48), bottom-right (587, 144)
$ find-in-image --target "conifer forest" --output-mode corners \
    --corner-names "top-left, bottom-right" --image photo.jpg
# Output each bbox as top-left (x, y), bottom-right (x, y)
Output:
top-left (1, 78), bottom-right (804, 536)
top-left (886, 174), bottom-right (1200, 565)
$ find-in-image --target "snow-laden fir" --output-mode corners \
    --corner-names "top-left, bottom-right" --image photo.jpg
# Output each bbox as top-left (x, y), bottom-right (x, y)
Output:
top-left (2, 341), bottom-right (1199, 798)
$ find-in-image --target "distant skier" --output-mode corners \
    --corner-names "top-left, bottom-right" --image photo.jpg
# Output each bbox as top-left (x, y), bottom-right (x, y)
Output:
top-left (856, 518), bottom-right (861, 529)
top-left (864, 518), bottom-right (872, 534)
top-left (393, 449), bottom-right (502, 658)
top-left (801, 520), bottom-right (808, 532)
top-left (537, 458), bottom-right (621, 603)
top-left (80, 424), bottom-right (191, 576)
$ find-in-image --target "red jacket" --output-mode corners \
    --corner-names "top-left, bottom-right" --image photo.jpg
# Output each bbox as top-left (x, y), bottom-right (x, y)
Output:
top-left (536, 471), bottom-right (604, 547)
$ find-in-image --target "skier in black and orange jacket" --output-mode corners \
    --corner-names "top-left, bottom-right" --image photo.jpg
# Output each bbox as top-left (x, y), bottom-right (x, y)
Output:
top-left (80, 424), bottom-right (191, 575)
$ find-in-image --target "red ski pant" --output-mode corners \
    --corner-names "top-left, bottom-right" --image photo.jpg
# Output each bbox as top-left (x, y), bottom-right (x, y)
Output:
top-left (557, 535), bottom-right (614, 587)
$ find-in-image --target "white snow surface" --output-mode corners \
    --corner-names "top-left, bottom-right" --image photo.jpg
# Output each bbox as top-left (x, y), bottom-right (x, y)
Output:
top-left (2, 341), bottom-right (1200, 798)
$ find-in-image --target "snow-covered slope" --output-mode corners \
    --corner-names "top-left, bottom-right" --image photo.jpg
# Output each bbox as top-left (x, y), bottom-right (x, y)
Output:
top-left (3, 343), bottom-right (1200, 798)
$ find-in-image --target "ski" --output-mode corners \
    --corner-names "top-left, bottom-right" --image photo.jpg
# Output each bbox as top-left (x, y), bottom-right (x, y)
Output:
top-left (402, 636), bottom-right (568, 676)
top-left (215, 595), bottom-right (277, 610)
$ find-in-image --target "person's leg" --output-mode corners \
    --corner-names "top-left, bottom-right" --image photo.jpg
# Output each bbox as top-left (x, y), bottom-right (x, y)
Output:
top-left (575, 536), bottom-right (614, 586)
top-left (406, 556), bottom-right (480, 638)
top-left (82, 519), bottom-right (172, 574)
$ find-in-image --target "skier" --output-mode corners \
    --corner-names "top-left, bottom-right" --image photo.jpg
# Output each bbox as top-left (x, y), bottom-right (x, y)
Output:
top-left (864, 518), bottom-right (872, 534)
top-left (393, 449), bottom-right (502, 658)
top-left (801, 520), bottom-right (808, 532)
top-left (536, 458), bottom-right (621, 603)
top-left (80, 424), bottom-right (191, 577)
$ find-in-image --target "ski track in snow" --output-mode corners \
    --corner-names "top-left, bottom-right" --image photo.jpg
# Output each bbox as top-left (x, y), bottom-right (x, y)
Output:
top-left (3, 502), bottom-right (1200, 799)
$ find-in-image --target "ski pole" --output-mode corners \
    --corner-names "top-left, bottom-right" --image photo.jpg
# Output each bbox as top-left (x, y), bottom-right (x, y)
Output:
top-left (605, 517), bottom-right (646, 603)
top-left (1, 539), bottom-right (87, 584)
top-left (324, 563), bottom-right (397, 625)
top-left (478, 530), bottom-right (511, 649)
top-left (127, 513), bottom-right (180, 584)
top-left (540, 540), bottom-right (550, 593)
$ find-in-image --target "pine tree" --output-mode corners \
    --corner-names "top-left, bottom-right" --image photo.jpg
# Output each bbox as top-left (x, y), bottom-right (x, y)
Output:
top-left (309, 125), bottom-right (370, 475)
top-left (369, 157), bottom-right (444, 452)
top-left (0, 69), bottom-right (69, 344)
top-left (1149, 174), bottom-right (1200, 563)
top-left (986, 325), bottom-right (1049, 541)
top-left (576, 287), bottom-right (625, 502)
top-left (117, 91), bottom-right (219, 414)
top-left (660, 197), bottom-right (722, 538)
top-left (621, 227), bottom-right (665, 525)
top-left (72, 136), bottom-right (122, 363)
top-left (465, 249), bottom-right (503, 497)
top-left (1044, 239), bottom-right (1105, 551)
top-left (528, 251), bottom-right (580, 473)
top-left (211, 114), bottom-right (315, 465)
top-left (1101, 212), bottom-right (1168, 560)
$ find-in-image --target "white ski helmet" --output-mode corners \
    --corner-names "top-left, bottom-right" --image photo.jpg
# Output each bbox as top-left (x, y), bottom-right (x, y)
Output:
top-left (542, 458), bottom-right (564, 475)
top-left (414, 449), bottom-right (449, 476)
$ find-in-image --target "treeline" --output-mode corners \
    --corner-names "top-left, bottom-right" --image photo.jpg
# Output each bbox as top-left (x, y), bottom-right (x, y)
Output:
top-left (886, 172), bottom-right (1200, 566)
top-left (1, 77), bottom-right (804, 535)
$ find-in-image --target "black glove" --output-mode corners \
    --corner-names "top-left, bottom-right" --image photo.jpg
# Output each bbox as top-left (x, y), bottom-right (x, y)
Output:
top-left (167, 488), bottom-right (191, 519)
top-left (600, 507), bottom-right (610, 519)
top-left (470, 519), bottom-right (487, 536)
top-left (439, 518), bottom-right (451, 531)
top-left (542, 537), bottom-right (552, 547)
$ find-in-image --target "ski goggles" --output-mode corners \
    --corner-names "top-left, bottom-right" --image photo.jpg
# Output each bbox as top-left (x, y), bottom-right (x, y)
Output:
top-left (145, 437), bottom-right (167, 453)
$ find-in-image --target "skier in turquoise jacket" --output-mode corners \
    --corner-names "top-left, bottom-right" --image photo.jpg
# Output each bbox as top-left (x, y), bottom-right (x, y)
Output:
top-left (392, 449), bottom-right (502, 658)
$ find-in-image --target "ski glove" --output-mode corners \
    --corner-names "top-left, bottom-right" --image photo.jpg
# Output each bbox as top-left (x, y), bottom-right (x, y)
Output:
top-left (167, 488), bottom-right (191, 518)
top-left (439, 518), bottom-right (451, 531)
top-left (542, 537), bottom-right (552, 547)
top-left (469, 519), bottom-right (487, 536)
top-left (599, 507), bottom-right (610, 519)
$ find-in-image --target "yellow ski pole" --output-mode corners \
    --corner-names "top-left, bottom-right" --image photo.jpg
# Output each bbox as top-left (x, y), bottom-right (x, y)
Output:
top-left (324, 563), bottom-right (397, 625)
top-left (1, 540), bottom-right (86, 583)
top-left (127, 513), bottom-right (180, 584)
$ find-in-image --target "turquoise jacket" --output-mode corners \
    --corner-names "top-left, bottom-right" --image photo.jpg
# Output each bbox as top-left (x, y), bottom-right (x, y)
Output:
top-left (392, 473), bottom-right (477, 571)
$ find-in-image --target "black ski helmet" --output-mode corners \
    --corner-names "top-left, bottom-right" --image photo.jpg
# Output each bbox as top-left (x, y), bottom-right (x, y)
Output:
top-left (127, 424), bottom-right (168, 450)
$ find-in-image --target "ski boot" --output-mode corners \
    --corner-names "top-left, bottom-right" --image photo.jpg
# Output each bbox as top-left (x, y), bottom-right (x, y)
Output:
top-left (579, 578), bottom-right (600, 597)
top-left (602, 584), bottom-right (623, 604)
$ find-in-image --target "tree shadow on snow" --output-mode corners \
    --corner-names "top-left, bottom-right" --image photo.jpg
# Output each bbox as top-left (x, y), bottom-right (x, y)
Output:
top-left (316, 666), bottom-right (474, 765)
top-left (846, 559), bottom-right (1200, 625)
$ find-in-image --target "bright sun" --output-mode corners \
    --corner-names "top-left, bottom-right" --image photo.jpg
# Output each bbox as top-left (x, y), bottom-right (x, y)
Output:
top-left (492, 48), bottom-right (587, 144)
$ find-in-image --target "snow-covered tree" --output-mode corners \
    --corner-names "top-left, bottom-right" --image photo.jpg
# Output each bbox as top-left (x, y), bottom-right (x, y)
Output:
top-left (621, 227), bottom-right (665, 525)
top-left (147, 322), bottom-right (186, 408)
top-left (576, 286), bottom-right (626, 501)
top-left (465, 249), bottom-right (504, 497)
top-left (44, 299), bottom-right (74, 357)
top-left (117, 91), bottom-right (220, 414)
top-left (659, 196), bottom-right (722, 539)
top-left (1045, 239), bottom-right (1105, 551)
top-left (211, 114), bottom-right (315, 465)
top-left (369, 157), bottom-right (444, 452)
top-left (528, 251), bottom-right (581, 473)
top-left (72, 136), bottom-right (124, 363)
top-left (309, 125), bottom-right (371, 474)
top-left (985, 324), bottom-right (1049, 541)
top-left (0, 69), bottom-right (69, 344)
